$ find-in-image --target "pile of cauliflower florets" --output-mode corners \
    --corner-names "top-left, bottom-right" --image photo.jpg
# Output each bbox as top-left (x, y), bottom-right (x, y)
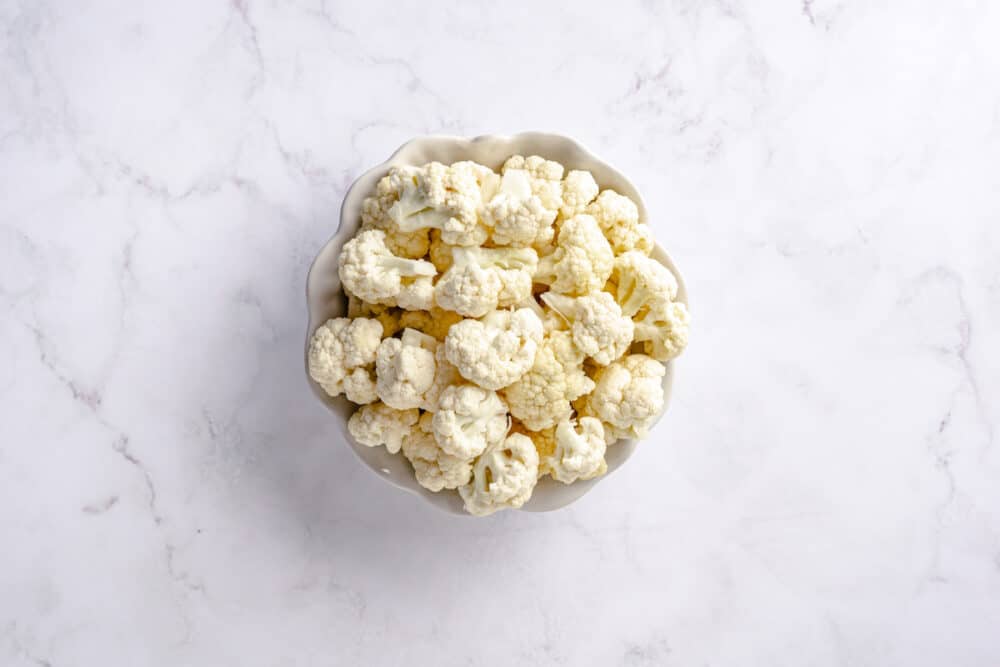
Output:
top-left (308, 155), bottom-right (689, 516)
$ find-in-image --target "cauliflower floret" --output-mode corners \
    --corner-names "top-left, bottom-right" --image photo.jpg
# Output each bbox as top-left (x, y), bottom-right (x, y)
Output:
top-left (398, 307), bottom-right (464, 341)
top-left (370, 225), bottom-right (431, 260)
top-left (495, 270), bottom-right (535, 308)
top-left (421, 345), bottom-right (463, 412)
top-left (444, 307), bottom-right (544, 390)
top-left (308, 317), bottom-right (383, 404)
top-left (402, 413), bottom-right (474, 491)
top-left (427, 230), bottom-right (455, 272)
top-left (633, 299), bottom-right (690, 361)
top-left (394, 277), bottom-right (434, 311)
top-left (610, 251), bottom-right (679, 317)
top-left (339, 229), bottom-right (437, 309)
top-left (361, 169), bottom-right (432, 258)
top-left (503, 348), bottom-right (570, 432)
top-left (584, 354), bottom-right (666, 441)
top-left (358, 222), bottom-right (430, 260)
top-left (503, 330), bottom-right (594, 431)
top-left (347, 402), bottom-right (419, 453)
top-left (547, 329), bottom-right (595, 398)
top-left (541, 292), bottom-right (634, 366)
top-left (347, 296), bottom-right (402, 338)
top-left (371, 322), bottom-right (461, 412)
top-left (586, 190), bottom-right (653, 256)
top-left (432, 384), bottom-right (509, 458)
top-left (515, 423), bottom-right (556, 476)
top-left (387, 162), bottom-right (490, 246)
top-left (374, 328), bottom-right (437, 410)
top-left (559, 170), bottom-right (599, 219)
top-left (341, 371), bottom-right (378, 405)
top-left (501, 155), bottom-right (564, 211)
top-left (484, 168), bottom-right (558, 247)
top-left (573, 399), bottom-right (617, 447)
top-left (548, 417), bottom-right (608, 484)
top-left (434, 246), bottom-right (539, 318)
top-left (534, 214), bottom-right (613, 296)
top-left (459, 433), bottom-right (540, 516)
top-left (451, 159), bottom-right (502, 203)
top-left (436, 260), bottom-right (500, 319)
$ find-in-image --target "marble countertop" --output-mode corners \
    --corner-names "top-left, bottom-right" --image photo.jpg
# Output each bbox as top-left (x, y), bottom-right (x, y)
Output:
top-left (3, 1), bottom-right (999, 665)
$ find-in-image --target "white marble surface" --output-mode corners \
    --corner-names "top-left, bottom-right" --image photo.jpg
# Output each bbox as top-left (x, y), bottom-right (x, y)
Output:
top-left (2, 1), bottom-right (999, 665)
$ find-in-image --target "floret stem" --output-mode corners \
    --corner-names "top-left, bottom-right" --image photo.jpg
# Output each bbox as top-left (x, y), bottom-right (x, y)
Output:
top-left (394, 210), bottom-right (446, 232)
top-left (617, 283), bottom-right (646, 317)
top-left (453, 246), bottom-right (537, 273)
top-left (516, 295), bottom-right (546, 321)
top-left (378, 256), bottom-right (436, 277)
top-left (539, 292), bottom-right (576, 321)
top-left (632, 323), bottom-right (659, 341)
top-left (481, 247), bottom-right (537, 271)
top-left (499, 169), bottom-right (532, 199)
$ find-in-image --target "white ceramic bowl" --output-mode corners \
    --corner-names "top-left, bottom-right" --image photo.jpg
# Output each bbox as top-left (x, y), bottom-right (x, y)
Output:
top-left (305, 133), bottom-right (688, 515)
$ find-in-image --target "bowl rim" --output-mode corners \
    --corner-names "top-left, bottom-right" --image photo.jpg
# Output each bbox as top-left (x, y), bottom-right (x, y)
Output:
top-left (305, 132), bottom-right (687, 516)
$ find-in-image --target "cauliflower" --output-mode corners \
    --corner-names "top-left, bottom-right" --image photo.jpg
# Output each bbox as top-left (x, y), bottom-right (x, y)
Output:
top-left (374, 328), bottom-right (437, 410)
top-left (452, 159), bottom-right (502, 203)
top-left (427, 230), bottom-right (455, 272)
top-left (402, 413), bottom-right (474, 491)
top-left (559, 170), bottom-right (599, 219)
top-left (308, 317), bottom-right (383, 404)
top-left (374, 323), bottom-right (461, 412)
top-left (610, 251), bottom-right (679, 317)
top-left (583, 354), bottom-right (666, 441)
top-left (503, 330), bottom-right (594, 431)
top-left (421, 345), bottom-right (463, 412)
top-left (361, 169), bottom-right (432, 259)
top-left (531, 234), bottom-right (558, 264)
top-left (387, 162), bottom-right (490, 246)
top-left (534, 214), bottom-right (613, 296)
top-left (347, 296), bottom-right (402, 337)
top-left (347, 402), bottom-right (419, 453)
top-left (444, 307), bottom-right (544, 390)
top-left (586, 190), bottom-right (653, 256)
top-left (501, 155), bottom-right (564, 211)
top-left (548, 418), bottom-right (608, 484)
top-left (340, 372), bottom-right (378, 405)
top-left (515, 423), bottom-right (556, 476)
top-left (431, 384), bottom-right (509, 458)
top-left (484, 168), bottom-right (558, 247)
top-left (434, 246), bottom-right (539, 318)
top-left (398, 307), bottom-right (464, 341)
top-left (633, 299), bottom-right (690, 361)
top-left (541, 292), bottom-right (634, 366)
top-left (547, 329), bottom-right (595, 398)
top-left (358, 223), bottom-right (430, 261)
top-left (459, 432), bottom-right (540, 516)
top-left (339, 229), bottom-right (436, 310)
top-left (394, 276), bottom-right (435, 311)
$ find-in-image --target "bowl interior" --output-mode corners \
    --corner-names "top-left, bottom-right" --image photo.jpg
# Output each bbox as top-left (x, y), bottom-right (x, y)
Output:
top-left (306, 133), bottom-right (687, 516)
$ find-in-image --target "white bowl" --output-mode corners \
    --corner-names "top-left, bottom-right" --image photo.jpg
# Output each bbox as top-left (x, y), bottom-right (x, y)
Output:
top-left (305, 133), bottom-right (688, 516)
